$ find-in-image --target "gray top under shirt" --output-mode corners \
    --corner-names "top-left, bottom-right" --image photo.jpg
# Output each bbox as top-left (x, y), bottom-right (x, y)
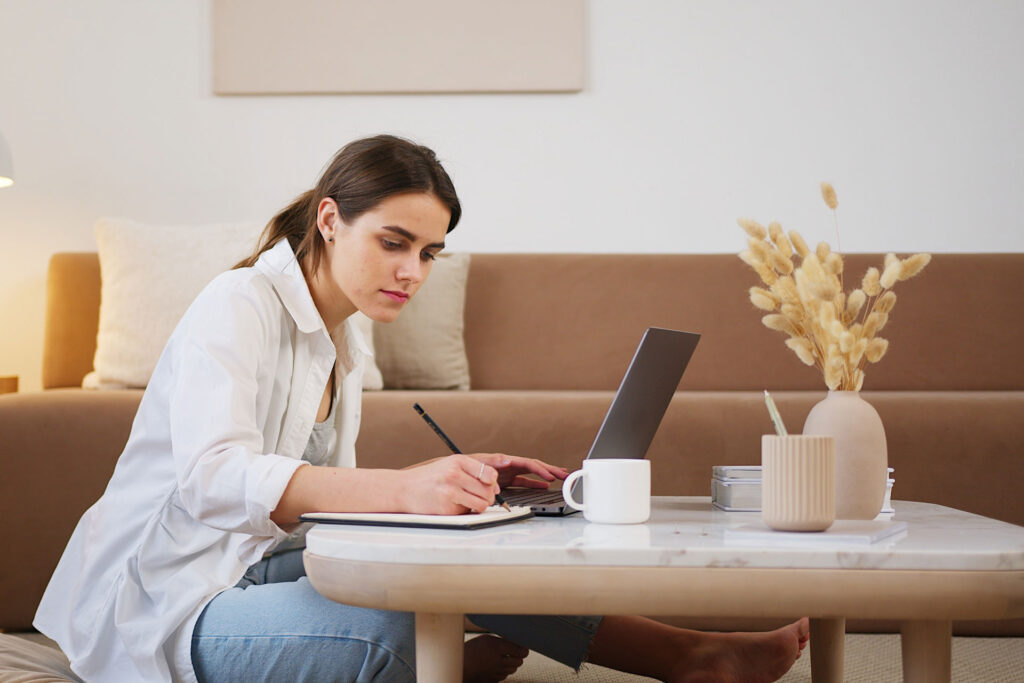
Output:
top-left (304, 386), bottom-right (339, 466)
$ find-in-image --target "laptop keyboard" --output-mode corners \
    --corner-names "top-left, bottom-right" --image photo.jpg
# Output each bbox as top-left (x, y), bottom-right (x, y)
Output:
top-left (501, 489), bottom-right (564, 506)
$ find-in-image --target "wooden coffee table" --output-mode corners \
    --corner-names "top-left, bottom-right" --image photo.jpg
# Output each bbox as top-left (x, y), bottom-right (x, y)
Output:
top-left (303, 497), bottom-right (1024, 682)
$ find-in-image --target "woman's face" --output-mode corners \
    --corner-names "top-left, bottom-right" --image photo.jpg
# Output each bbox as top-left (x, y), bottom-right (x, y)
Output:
top-left (313, 192), bottom-right (451, 327)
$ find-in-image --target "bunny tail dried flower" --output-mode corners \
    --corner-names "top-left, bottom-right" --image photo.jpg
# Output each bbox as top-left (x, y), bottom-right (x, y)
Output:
top-left (824, 355), bottom-right (844, 390)
top-left (845, 289), bottom-right (867, 320)
top-left (737, 183), bottom-right (930, 391)
top-left (865, 337), bottom-right (890, 363)
top-left (863, 311), bottom-right (889, 338)
top-left (899, 253), bottom-right (932, 281)
top-left (772, 276), bottom-right (799, 304)
top-left (879, 263), bottom-right (901, 289)
top-left (739, 251), bottom-right (779, 286)
top-left (768, 222), bottom-right (793, 258)
top-left (785, 337), bottom-right (818, 366)
top-left (839, 330), bottom-right (856, 353)
top-left (788, 231), bottom-right (811, 259)
top-left (768, 250), bottom-right (795, 275)
top-left (876, 291), bottom-right (897, 314)
top-left (747, 237), bottom-right (771, 263)
top-left (815, 241), bottom-right (832, 262)
top-left (738, 218), bottom-right (768, 240)
top-left (749, 287), bottom-right (778, 311)
top-left (862, 267), bottom-right (882, 296)
top-left (762, 314), bottom-right (797, 336)
top-left (821, 182), bottom-right (838, 210)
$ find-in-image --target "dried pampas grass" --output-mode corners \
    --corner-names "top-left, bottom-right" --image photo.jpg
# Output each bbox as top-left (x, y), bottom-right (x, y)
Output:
top-left (737, 183), bottom-right (931, 391)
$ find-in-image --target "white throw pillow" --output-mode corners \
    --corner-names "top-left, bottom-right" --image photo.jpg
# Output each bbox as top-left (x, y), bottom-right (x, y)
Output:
top-left (85, 218), bottom-right (385, 390)
top-left (372, 253), bottom-right (471, 390)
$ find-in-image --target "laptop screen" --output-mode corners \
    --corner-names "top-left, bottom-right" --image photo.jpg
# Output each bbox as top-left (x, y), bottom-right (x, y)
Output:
top-left (585, 327), bottom-right (701, 461)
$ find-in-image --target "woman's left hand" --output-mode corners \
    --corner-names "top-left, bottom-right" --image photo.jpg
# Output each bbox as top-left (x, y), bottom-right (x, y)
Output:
top-left (466, 453), bottom-right (569, 489)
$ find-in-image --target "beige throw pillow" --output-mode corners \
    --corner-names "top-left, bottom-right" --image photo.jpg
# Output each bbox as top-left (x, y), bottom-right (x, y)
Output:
top-left (349, 312), bottom-right (384, 390)
top-left (373, 253), bottom-right (471, 390)
top-left (85, 218), bottom-right (385, 390)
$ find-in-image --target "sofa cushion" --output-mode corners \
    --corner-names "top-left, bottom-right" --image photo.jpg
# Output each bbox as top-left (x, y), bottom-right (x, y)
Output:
top-left (84, 218), bottom-right (385, 390)
top-left (373, 253), bottom-right (471, 390)
top-left (0, 634), bottom-right (80, 682)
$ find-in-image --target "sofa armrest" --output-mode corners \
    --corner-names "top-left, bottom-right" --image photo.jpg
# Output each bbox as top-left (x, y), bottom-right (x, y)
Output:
top-left (43, 253), bottom-right (101, 389)
top-left (0, 389), bottom-right (142, 629)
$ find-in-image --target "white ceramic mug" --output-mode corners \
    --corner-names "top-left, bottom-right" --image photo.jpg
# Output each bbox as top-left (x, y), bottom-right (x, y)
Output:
top-left (562, 459), bottom-right (651, 524)
top-left (761, 435), bottom-right (835, 532)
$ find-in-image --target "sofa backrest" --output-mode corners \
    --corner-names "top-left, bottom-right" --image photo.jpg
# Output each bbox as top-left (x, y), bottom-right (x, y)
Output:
top-left (45, 252), bottom-right (1024, 391)
top-left (464, 253), bottom-right (1024, 391)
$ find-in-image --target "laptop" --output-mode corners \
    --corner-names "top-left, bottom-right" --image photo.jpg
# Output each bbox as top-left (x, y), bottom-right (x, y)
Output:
top-left (500, 327), bottom-right (701, 516)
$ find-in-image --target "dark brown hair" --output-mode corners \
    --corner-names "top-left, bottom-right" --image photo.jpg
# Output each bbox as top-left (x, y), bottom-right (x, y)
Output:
top-left (234, 134), bottom-right (460, 272)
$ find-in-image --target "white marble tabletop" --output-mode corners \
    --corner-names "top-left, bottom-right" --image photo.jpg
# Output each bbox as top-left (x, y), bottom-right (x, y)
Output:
top-left (305, 497), bottom-right (1024, 572)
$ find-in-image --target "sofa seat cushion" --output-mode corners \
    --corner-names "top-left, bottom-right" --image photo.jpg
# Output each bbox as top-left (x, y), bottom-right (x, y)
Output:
top-left (0, 634), bottom-right (79, 682)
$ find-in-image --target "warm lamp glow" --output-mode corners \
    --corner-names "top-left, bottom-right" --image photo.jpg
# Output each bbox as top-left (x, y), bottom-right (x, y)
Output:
top-left (0, 177), bottom-right (13, 189)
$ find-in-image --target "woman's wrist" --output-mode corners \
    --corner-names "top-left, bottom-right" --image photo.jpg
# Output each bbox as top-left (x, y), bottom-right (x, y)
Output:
top-left (367, 468), bottom-right (409, 513)
top-left (273, 465), bottom-right (411, 523)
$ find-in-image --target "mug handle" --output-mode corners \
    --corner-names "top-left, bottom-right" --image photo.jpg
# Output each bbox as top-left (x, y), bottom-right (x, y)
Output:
top-left (562, 470), bottom-right (586, 511)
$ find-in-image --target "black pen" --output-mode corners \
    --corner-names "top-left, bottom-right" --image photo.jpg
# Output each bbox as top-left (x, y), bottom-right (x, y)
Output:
top-left (413, 403), bottom-right (511, 511)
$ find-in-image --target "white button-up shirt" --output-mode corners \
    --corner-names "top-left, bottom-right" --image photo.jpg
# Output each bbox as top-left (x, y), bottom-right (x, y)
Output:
top-left (34, 239), bottom-right (370, 682)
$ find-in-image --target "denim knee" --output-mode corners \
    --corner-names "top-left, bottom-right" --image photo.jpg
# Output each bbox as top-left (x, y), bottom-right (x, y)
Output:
top-left (192, 579), bottom-right (417, 682)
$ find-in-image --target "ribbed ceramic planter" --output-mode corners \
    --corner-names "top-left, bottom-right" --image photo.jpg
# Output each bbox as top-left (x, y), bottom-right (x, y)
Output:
top-left (802, 391), bottom-right (888, 520)
top-left (761, 435), bottom-right (835, 531)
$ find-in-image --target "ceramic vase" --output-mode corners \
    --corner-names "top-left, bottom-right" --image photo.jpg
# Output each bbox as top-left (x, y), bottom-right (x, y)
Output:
top-left (802, 390), bottom-right (887, 520)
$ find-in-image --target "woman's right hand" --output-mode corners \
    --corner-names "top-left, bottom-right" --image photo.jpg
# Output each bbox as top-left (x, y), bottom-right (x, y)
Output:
top-left (397, 454), bottom-right (501, 515)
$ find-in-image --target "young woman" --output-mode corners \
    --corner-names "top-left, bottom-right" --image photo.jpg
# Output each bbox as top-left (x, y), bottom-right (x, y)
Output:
top-left (36, 135), bottom-right (808, 682)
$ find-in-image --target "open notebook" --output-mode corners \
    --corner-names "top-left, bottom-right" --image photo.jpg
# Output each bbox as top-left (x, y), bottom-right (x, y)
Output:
top-left (300, 505), bottom-right (534, 530)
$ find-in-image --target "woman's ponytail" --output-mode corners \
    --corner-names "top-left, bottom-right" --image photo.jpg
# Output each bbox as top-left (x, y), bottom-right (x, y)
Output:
top-left (232, 190), bottom-right (317, 270)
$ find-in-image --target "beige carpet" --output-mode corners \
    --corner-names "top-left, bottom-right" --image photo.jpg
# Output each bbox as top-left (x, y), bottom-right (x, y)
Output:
top-left (506, 634), bottom-right (1024, 682)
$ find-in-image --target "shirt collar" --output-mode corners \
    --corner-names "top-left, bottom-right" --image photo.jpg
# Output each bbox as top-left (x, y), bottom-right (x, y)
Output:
top-left (254, 239), bottom-right (322, 334)
top-left (253, 239), bottom-right (374, 359)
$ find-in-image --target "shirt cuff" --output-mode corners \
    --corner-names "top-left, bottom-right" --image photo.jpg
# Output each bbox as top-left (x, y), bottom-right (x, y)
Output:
top-left (246, 455), bottom-right (310, 538)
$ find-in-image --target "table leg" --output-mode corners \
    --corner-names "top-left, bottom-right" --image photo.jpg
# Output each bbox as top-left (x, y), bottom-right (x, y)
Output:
top-left (415, 612), bottom-right (464, 682)
top-left (809, 617), bottom-right (845, 682)
top-left (900, 619), bottom-right (951, 683)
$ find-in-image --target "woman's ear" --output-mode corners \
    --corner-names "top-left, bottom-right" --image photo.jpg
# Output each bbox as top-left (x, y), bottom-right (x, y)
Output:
top-left (316, 197), bottom-right (340, 243)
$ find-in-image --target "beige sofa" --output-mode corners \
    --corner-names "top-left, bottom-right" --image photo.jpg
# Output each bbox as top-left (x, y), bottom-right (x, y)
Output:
top-left (2, 251), bottom-right (1023, 640)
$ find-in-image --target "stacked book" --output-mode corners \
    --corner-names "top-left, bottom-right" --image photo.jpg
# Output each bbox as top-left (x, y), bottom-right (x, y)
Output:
top-left (711, 466), bottom-right (762, 512)
top-left (711, 465), bottom-right (897, 517)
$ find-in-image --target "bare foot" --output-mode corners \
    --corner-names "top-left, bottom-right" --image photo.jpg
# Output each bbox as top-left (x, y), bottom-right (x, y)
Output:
top-left (462, 634), bottom-right (529, 683)
top-left (670, 618), bottom-right (810, 683)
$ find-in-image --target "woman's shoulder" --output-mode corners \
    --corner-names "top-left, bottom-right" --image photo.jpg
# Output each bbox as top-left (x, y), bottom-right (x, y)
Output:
top-left (183, 267), bottom-right (285, 331)
top-left (196, 266), bottom-right (282, 303)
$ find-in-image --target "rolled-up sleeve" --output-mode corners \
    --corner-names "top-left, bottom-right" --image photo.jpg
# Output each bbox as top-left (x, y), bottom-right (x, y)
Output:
top-left (168, 279), bottom-right (307, 537)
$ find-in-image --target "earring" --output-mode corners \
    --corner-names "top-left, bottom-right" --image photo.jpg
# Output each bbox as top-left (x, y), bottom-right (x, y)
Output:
top-left (327, 236), bottom-right (334, 243)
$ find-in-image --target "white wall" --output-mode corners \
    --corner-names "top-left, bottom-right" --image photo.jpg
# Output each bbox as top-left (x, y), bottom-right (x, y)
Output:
top-left (2, 0), bottom-right (1023, 391)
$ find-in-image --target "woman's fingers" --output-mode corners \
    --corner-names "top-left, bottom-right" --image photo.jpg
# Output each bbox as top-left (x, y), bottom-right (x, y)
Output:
top-left (505, 456), bottom-right (569, 481)
top-left (510, 474), bottom-right (552, 489)
top-left (472, 453), bottom-right (512, 469)
top-left (449, 455), bottom-right (498, 512)
top-left (403, 455), bottom-right (499, 514)
top-left (470, 453), bottom-right (569, 481)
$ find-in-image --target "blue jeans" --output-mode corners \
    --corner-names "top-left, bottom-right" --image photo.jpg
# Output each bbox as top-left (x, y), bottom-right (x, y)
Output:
top-left (191, 549), bottom-right (602, 682)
